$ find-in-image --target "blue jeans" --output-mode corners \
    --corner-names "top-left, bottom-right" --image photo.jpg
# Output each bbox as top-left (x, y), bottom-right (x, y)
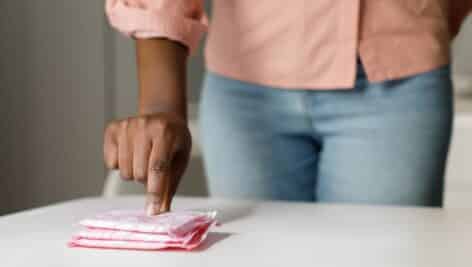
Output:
top-left (199, 62), bottom-right (453, 207)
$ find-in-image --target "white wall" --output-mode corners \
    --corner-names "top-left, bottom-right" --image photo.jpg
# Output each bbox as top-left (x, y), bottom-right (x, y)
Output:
top-left (0, 1), bottom-right (108, 214)
top-left (453, 16), bottom-right (472, 75)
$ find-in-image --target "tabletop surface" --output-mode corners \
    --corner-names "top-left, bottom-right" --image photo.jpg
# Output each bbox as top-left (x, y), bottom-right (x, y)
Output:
top-left (1, 196), bottom-right (471, 267)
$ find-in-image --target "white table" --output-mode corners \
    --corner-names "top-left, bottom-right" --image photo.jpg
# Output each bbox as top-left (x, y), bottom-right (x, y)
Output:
top-left (1, 196), bottom-right (471, 267)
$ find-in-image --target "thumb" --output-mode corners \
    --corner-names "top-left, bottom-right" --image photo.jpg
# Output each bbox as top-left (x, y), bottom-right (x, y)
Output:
top-left (104, 123), bottom-right (119, 169)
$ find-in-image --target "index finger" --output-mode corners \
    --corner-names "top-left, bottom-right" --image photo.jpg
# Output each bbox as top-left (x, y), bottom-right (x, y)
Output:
top-left (146, 136), bottom-right (174, 215)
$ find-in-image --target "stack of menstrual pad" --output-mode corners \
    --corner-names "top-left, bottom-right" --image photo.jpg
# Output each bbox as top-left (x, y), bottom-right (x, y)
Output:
top-left (68, 210), bottom-right (217, 251)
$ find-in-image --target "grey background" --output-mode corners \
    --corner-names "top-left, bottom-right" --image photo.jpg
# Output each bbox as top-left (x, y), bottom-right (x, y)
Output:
top-left (0, 1), bottom-right (470, 215)
top-left (0, 1), bottom-right (107, 214)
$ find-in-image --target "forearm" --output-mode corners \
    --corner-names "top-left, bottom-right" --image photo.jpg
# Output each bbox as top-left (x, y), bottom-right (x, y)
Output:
top-left (136, 39), bottom-right (189, 121)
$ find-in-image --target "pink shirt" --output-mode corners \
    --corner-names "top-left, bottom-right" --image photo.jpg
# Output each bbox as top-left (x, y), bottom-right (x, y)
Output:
top-left (106, 0), bottom-right (472, 89)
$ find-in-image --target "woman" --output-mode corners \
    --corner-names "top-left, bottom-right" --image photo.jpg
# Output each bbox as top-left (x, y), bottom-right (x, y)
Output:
top-left (103, 0), bottom-right (471, 215)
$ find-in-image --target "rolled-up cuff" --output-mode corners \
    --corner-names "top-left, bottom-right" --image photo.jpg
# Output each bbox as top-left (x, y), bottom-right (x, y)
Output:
top-left (106, 1), bottom-right (208, 54)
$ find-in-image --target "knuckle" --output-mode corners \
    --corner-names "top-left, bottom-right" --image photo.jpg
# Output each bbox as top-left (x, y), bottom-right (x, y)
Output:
top-left (120, 119), bottom-right (130, 131)
top-left (134, 119), bottom-right (149, 140)
top-left (153, 118), bottom-right (171, 133)
top-left (150, 159), bottom-right (170, 174)
top-left (153, 119), bottom-right (164, 132)
top-left (105, 121), bottom-right (119, 136)
top-left (147, 194), bottom-right (161, 204)
top-left (136, 116), bottom-right (148, 128)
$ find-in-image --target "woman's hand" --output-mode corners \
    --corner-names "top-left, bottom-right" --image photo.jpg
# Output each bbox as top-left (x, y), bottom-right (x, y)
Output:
top-left (103, 112), bottom-right (191, 215)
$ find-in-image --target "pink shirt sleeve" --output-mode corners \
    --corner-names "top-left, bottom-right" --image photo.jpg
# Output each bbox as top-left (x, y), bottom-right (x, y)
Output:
top-left (105, 0), bottom-right (208, 53)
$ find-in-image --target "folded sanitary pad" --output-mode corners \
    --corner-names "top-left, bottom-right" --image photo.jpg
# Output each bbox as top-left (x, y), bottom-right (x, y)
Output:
top-left (68, 210), bottom-right (217, 251)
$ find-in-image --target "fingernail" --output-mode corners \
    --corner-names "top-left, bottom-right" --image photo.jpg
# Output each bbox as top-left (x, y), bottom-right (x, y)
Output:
top-left (147, 204), bottom-right (157, 216)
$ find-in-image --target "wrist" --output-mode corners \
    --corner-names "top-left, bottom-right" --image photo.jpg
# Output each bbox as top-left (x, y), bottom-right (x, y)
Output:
top-left (139, 105), bottom-right (188, 123)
